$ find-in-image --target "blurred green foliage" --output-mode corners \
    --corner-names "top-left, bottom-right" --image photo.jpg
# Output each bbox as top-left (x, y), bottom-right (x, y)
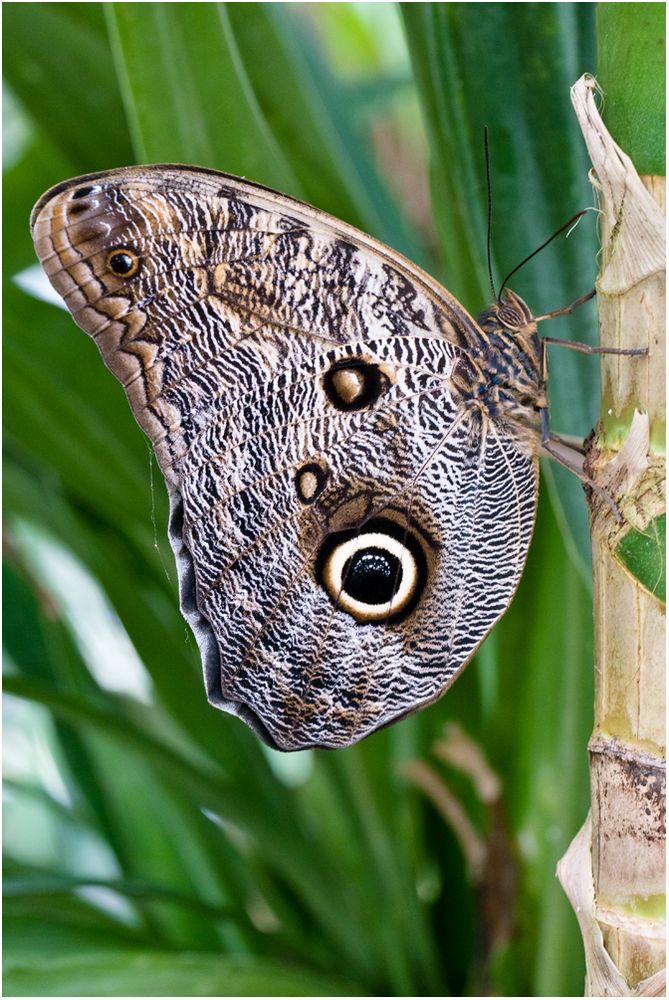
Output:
top-left (5, 3), bottom-right (603, 996)
top-left (597, 2), bottom-right (665, 174)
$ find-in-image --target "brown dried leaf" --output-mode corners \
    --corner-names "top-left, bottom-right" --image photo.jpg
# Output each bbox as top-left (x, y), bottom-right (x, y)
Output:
top-left (570, 75), bottom-right (665, 296)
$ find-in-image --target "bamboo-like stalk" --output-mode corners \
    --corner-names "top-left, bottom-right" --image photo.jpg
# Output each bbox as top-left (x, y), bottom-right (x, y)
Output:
top-left (557, 75), bottom-right (665, 997)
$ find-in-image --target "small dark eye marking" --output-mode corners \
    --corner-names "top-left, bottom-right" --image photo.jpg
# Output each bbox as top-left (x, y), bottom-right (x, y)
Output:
top-left (72, 185), bottom-right (97, 199)
top-left (107, 248), bottom-right (140, 277)
top-left (316, 516), bottom-right (428, 624)
top-left (295, 462), bottom-right (329, 505)
top-left (323, 360), bottom-right (389, 412)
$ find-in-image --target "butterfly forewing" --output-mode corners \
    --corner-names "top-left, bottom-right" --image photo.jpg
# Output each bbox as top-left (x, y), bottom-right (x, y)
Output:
top-left (30, 166), bottom-right (539, 750)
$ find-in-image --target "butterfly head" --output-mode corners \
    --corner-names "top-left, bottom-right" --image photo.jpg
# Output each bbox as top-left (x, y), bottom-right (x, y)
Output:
top-left (485, 288), bottom-right (536, 334)
top-left (476, 288), bottom-right (541, 371)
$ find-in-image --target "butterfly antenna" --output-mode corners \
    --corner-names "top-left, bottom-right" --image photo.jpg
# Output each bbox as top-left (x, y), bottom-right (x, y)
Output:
top-left (484, 127), bottom-right (496, 301)
top-left (497, 209), bottom-right (588, 302)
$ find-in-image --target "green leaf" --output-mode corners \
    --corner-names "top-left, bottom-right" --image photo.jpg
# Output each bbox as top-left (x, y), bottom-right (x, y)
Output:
top-left (401, 2), bottom-right (599, 577)
top-left (259, 5), bottom-right (429, 262)
top-left (107, 2), bottom-right (298, 191)
top-left (4, 950), bottom-right (366, 998)
top-left (5, 871), bottom-right (234, 924)
top-left (597, 3), bottom-right (666, 175)
top-left (473, 492), bottom-right (593, 997)
top-left (4, 894), bottom-right (147, 961)
top-left (616, 515), bottom-right (666, 601)
top-left (225, 5), bottom-right (379, 228)
top-left (5, 284), bottom-right (151, 528)
top-left (2, 3), bottom-right (134, 170)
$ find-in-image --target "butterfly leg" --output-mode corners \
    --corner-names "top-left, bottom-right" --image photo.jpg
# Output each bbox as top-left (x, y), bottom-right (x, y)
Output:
top-left (539, 425), bottom-right (622, 520)
top-left (538, 336), bottom-right (632, 520)
top-left (535, 286), bottom-right (647, 466)
top-left (539, 324), bottom-right (648, 387)
top-left (533, 287), bottom-right (597, 322)
top-left (542, 335), bottom-right (648, 357)
top-left (540, 336), bottom-right (647, 518)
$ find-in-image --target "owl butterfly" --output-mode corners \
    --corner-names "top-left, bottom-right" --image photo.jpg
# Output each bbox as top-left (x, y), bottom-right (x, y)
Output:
top-left (30, 167), bottom-right (622, 751)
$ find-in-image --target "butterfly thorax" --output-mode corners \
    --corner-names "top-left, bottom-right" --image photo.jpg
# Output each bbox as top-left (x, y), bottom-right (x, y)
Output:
top-left (454, 288), bottom-right (546, 430)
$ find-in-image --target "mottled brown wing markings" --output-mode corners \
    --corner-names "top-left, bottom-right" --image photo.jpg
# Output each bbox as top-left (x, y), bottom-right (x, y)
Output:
top-left (439, 417), bottom-right (496, 667)
top-left (33, 170), bottom-right (480, 348)
top-left (183, 373), bottom-right (451, 530)
top-left (486, 419), bottom-right (530, 576)
top-left (194, 379), bottom-right (464, 734)
top-left (155, 337), bottom-right (459, 463)
top-left (226, 395), bottom-right (466, 697)
top-left (226, 410), bottom-right (470, 731)
top-left (168, 335), bottom-right (459, 512)
top-left (192, 375), bottom-right (452, 602)
top-left (334, 413), bottom-right (482, 703)
top-left (31, 165), bottom-right (543, 750)
top-left (302, 414), bottom-right (468, 708)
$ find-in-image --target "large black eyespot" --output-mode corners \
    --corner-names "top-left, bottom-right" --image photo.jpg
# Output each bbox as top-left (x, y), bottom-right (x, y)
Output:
top-left (322, 360), bottom-right (388, 411)
top-left (316, 516), bottom-right (428, 624)
top-left (342, 548), bottom-right (402, 604)
top-left (107, 248), bottom-right (139, 277)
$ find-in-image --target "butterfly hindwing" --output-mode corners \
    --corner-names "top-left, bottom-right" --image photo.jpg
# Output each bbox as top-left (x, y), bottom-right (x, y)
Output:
top-left (31, 166), bottom-right (539, 749)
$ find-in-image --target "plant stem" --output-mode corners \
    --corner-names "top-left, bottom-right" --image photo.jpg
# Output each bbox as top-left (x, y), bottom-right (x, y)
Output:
top-left (558, 72), bottom-right (665, 995)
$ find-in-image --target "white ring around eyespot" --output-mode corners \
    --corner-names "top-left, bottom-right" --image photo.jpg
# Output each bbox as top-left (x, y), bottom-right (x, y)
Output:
top-left (323, 531), bottom-right (419, 622)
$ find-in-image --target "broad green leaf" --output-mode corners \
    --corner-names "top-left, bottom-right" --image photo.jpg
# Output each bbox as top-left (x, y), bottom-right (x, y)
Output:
top-left (5, 284), bottom-right (151, 530)
top-left (4, 894), bottom-right (147, 961)
top-left (3, 130), bottom-right (74, 278)
top-left (107, 2), bottom-right (298, 192)
top-left (488, 492), bottom-right (593, 997)
top-left (225, 5), bottom-right (379, 227)
top-left (597, 3), bottom-right (666, 174)
top-left (2, 3), bottom-right (134, 170)
top-left (5, 871), bottom-right (235, 924)
top-left (4, 950), bottom-right (366, 998)
top-left (252, 5), bottom-right (429, 262)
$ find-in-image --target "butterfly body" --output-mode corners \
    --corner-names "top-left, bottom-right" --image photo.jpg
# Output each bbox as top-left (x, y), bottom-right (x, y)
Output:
top-left (31, 166), bottom-right (542, 750)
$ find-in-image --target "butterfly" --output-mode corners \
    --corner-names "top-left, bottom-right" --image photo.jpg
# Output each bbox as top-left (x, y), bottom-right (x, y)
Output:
top-left (30, 166), bottom-right (585, 750)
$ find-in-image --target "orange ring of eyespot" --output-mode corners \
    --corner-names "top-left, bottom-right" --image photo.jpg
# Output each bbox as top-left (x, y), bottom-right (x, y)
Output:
top-left (107, 248), bottom-right (139, 278)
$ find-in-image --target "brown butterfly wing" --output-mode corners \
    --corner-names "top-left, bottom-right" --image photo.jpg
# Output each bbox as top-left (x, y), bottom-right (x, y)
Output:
top-left (31, 167), bottom-right (538, 749)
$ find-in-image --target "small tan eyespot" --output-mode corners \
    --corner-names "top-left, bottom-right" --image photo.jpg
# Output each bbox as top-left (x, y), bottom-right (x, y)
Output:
top-left (295, 462), bottom-right (329, 505)
top-left (330, 367), bottom-right (365, 406)
top-left (107, 248), bottom-right (140, 277)
top-left (323, 360), bottom-right (389, 411)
